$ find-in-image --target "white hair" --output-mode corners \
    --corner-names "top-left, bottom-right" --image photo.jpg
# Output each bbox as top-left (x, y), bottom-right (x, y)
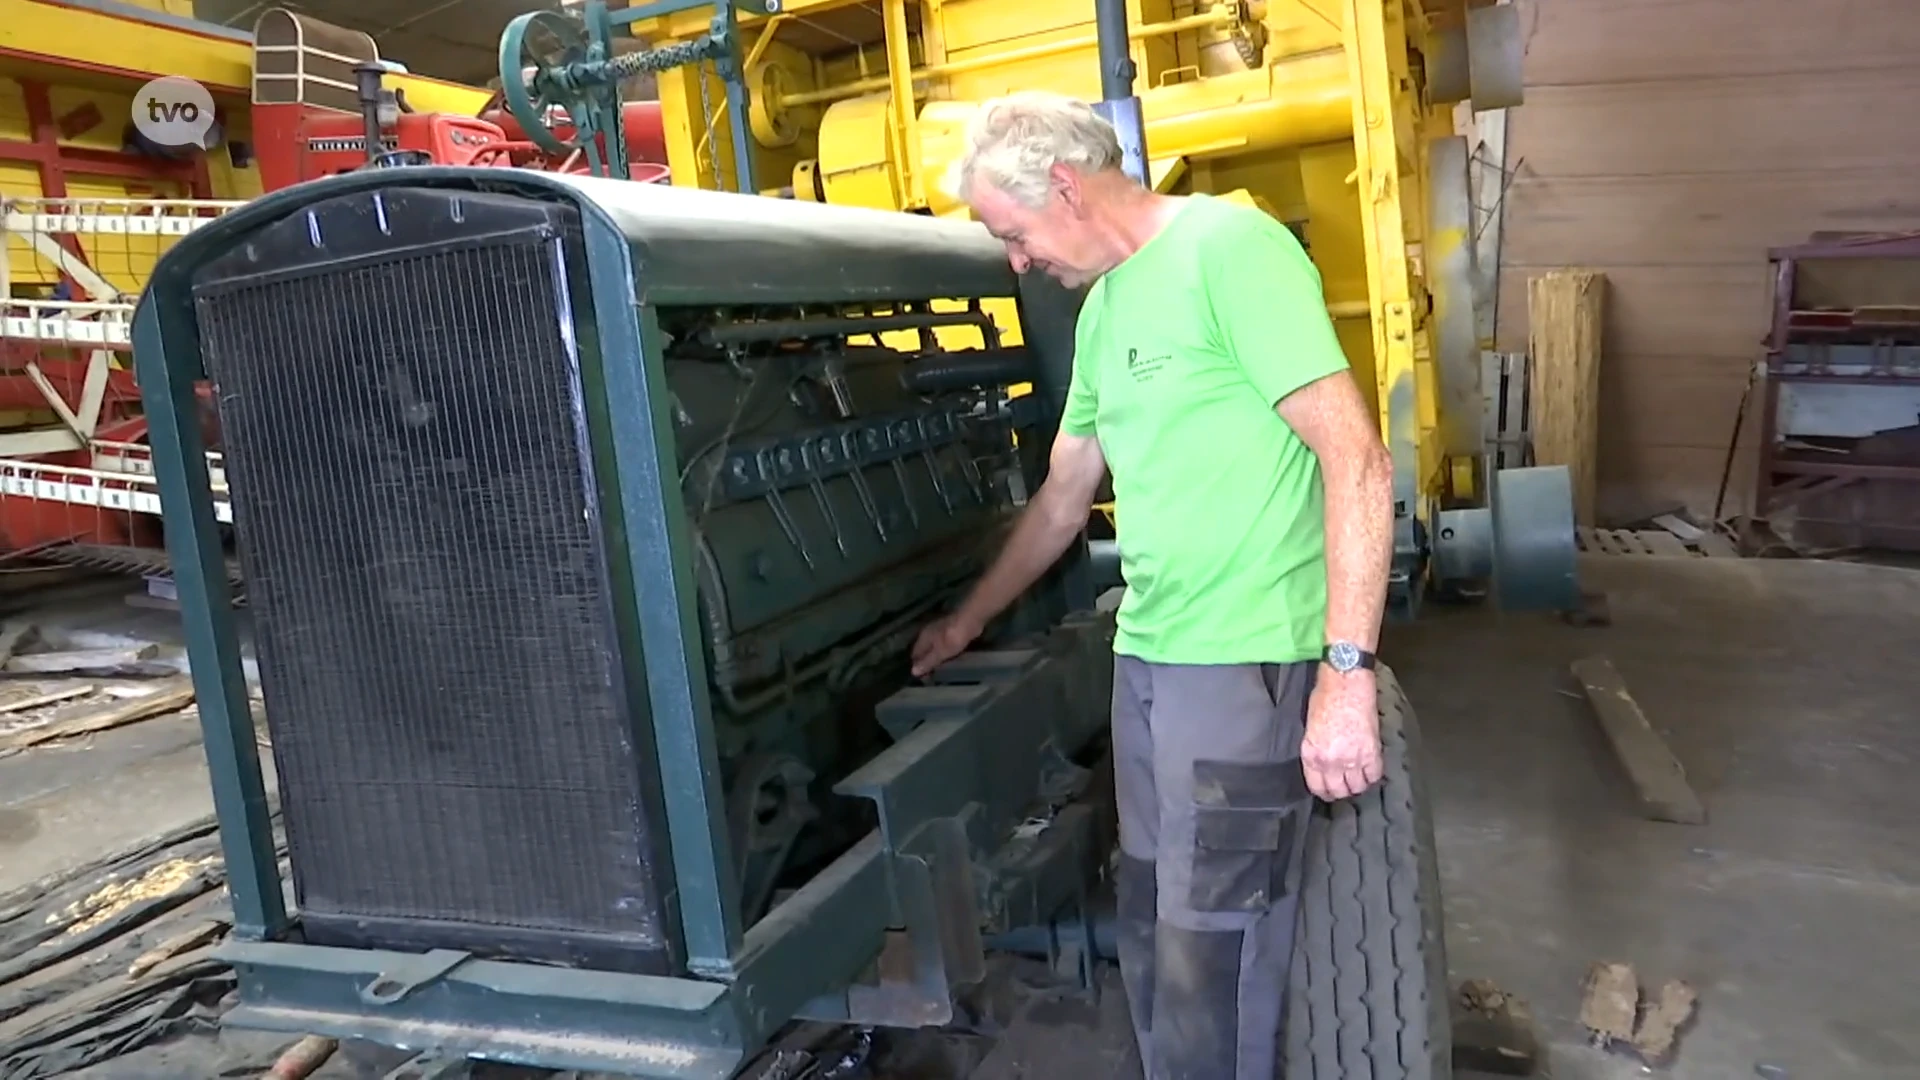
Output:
top-left (945, 91), bottom-right (1126, 209)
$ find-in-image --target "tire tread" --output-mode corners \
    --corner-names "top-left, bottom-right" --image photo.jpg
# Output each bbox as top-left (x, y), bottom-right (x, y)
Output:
top-left (1284, 665), bottom-right (1450, 1079)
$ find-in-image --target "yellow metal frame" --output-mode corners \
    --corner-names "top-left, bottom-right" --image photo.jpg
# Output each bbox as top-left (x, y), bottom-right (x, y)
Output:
top-left (630, 0), bottom-right (1498, 548)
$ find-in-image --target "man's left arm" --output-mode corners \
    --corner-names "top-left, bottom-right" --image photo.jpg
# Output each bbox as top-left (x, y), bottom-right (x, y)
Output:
top-left (1205, 216), bottom-right (1394, 801)
top-left (1275, 372), bottom-right (1393, 800)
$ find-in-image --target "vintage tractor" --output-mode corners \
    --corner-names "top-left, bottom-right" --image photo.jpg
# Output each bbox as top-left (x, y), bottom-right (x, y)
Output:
top-left (140, 165), bottom-right (1449, 1078)
top-left (134, 0), bottom-right (1578, 1076)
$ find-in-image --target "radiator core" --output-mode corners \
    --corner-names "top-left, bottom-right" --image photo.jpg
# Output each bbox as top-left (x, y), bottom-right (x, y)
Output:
top-left (191, 190), bottom-right (674, 972)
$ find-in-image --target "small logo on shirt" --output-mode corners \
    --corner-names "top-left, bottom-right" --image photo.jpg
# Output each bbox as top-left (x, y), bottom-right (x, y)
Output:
top-left (1125, 346), bottom-right (1168, 382)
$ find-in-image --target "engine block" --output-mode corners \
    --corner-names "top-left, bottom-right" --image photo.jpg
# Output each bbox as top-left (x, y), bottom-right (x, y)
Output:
top-left (664, 327), bottom-right (1016, 729)
top-left (660, 320), bottom-right (1037, 915)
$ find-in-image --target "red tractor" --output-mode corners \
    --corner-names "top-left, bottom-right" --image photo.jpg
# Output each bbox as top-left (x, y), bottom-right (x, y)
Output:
top-left (249, 8), bottom-right (672, 190)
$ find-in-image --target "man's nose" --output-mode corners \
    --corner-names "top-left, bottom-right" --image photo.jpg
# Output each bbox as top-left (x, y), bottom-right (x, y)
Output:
top-left (1005, 246), bottom-right (1030, 273)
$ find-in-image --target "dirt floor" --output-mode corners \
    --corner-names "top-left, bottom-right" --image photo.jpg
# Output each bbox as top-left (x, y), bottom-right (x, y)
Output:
top-left (4, 553), bottom-right (1918, 1078)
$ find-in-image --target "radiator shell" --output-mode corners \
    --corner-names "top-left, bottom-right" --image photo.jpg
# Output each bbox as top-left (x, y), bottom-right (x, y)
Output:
top-left (191, 189), bottom-right (676, 973)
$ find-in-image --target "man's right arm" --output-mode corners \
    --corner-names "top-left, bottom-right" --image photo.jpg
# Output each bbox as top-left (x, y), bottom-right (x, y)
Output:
top-left (909, 431), bottom-right (1107, 676)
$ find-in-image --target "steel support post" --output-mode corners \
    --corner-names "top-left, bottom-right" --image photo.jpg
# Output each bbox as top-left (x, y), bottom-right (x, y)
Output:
top-left (711, 4), bottom-right (760, 194)
top-left (132, 300), bottom-right (286, 940)
top-left (596, 283), bottom-right (746, 974)
top-left (1091, 0), bottom-right (1149, 184)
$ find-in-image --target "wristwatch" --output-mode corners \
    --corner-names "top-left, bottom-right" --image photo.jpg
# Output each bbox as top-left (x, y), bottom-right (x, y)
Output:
top-left (1322, 641), bottom-right (1378, 674)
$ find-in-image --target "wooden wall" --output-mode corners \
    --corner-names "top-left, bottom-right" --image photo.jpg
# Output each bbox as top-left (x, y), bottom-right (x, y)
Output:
top-left (1495, 0), bottom-right (1920, 521)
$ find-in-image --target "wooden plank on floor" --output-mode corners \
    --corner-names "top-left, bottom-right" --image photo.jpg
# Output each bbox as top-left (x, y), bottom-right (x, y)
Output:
top-left (2, 646), bottom-right (158, 675)
top-left (1695, 531), bottom-right (1739, 558)
top-left (1570, 655), bottom-right (1706, 824)
top-left (0, 678), bottom-right (196, 756)
top-left (1640, 530), bottom-right (1691, 557)
top-left (1652, 513), bottom-right (1704, 543)
top-left (0, 684), bottom-right (94, 715)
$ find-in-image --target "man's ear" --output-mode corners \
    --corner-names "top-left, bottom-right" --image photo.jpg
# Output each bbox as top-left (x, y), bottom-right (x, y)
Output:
top-left (1051, 162), bottom-right (1085, 214)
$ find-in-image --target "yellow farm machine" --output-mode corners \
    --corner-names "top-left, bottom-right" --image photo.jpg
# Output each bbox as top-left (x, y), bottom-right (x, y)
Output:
top-left (493, 0), bottom-right (1571, 615)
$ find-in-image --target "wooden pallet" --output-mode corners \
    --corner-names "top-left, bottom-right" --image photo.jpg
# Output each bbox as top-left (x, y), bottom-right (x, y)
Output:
top-left (1576, 526), bottom-right (1740, 559)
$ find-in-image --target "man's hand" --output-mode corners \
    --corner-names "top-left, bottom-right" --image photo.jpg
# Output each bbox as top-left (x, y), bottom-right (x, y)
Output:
top-left (911, 612), bottom-right (983, 678)
top-left (1301, 670), bottom-right (1383, 800)
top-left (907, 432), bottom-right (1107, 680)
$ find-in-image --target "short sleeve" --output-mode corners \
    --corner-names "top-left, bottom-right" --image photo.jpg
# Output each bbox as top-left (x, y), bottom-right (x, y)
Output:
top-left (1058, 301), bottom-right (1101, 437)
top-left (1206, 217), bottom-right (1352, 408)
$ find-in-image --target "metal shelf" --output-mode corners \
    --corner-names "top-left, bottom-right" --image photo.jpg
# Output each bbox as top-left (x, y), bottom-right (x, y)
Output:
top-left (1, 196), bottom-right (245, 238)
top-left (1, 299), bottom-right (134, 349)
top-left (0, 456), bottom-right (231, 523)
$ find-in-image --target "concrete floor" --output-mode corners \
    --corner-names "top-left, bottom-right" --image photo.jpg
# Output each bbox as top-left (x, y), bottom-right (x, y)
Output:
top-left (1396, 554), bottom-right (1920, 1078)
top-left (0, 587), bottom-right (267, 897)
top-left (975, 552), bottom-right (1920, 1080)
top-left (8, 554), bottom-right (1920, 1078)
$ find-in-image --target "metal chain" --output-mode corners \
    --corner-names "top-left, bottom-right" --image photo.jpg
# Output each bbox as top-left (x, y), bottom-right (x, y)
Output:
top-left (696, 60), bottom-right (719, 184)
top-left (605, 81), bottom-right (633, 177)
top-left (540, 27), bottom-right (729, 181)
top-left (608, 36), bottom-right (721, 77)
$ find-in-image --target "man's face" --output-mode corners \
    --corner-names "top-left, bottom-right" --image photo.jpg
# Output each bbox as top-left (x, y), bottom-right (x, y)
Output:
top-left (967, 170), bottom-right (1106, 289)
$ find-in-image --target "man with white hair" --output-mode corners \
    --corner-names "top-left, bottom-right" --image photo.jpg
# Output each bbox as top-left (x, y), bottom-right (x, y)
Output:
top-left (910, 91), bottom-right (1396, 1077)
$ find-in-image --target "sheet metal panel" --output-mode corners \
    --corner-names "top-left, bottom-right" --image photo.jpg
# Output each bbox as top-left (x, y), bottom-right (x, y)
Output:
top-left (540, 172), bottom-right (1017, 305)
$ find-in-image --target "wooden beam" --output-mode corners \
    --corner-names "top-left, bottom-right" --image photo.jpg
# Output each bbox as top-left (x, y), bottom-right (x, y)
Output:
top-left (1570, 655), bottom-right (1705, 824)
top-left (1528, 269), bottom-right (1606, 525)
top-left (0, 677), bottom-right (194, 753)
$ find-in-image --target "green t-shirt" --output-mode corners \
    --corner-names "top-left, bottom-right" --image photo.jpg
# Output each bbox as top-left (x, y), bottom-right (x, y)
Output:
top-left (1060, 194), bottom-right (1352, 664)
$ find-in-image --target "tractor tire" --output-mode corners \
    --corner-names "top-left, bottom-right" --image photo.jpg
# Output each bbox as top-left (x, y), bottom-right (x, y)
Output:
top-left (1285, 663), bottom-right (1451, 1079)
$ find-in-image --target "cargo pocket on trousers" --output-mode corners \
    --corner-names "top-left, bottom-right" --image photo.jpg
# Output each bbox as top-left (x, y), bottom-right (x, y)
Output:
top-left (1188, 759), bottom-right (1309, 913)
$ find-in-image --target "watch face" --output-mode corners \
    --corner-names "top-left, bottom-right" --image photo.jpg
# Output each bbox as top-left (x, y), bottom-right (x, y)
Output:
top-left (1328, 641), bottom-right (1360, 671)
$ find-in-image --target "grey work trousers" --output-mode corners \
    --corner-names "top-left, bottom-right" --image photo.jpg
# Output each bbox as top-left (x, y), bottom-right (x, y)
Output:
top-left (1112, 655), bottom-right (1317, 1080)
